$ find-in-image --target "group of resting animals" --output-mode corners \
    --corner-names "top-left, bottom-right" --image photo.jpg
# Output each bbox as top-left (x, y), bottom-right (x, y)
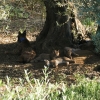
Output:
top-left (5, 30), bottom-right (83, 68)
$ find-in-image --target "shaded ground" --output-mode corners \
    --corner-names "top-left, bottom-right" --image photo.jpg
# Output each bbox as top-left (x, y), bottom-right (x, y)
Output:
top-left (0, 34), bottom-right (100, 83)
top-left (0, 19), bottom-right (100, 84)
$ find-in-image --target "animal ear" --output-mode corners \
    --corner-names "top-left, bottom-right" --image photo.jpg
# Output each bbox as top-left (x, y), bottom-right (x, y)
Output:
top-left (57, 50), bottom-right (59, 52)
top-left (18, 31), bottom-right (21, 35)
top-left (23, 30), bottom-right (26, 36)
top-left (55, 49), bottom-right (59, 52)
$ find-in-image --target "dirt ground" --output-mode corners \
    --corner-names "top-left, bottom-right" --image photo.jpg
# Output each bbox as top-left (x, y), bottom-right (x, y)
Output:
top-left (0, 33), bottom-right (100, 84)
top-left (0, 19), bottom-right (100, 84)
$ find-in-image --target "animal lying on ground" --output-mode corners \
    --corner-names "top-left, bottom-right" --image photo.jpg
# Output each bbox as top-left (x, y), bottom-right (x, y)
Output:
top-left (31, 50), bottom-right (59, 62)
top-left (64, 47), bottom-right (80, 59)
top-left (5, 30), bottom-right (36, 63)
top-left (44, 57), bottom-right (75, 68)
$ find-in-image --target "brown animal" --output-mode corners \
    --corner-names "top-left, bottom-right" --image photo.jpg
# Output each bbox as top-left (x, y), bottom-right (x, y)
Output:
top-left (31, 50), bottom-right (59, 62)
top-left (64, 47), bottom-right (80, 59)
top-left (5, 30), bottom-right (36, 63)
top-left (44, 57), bottom-right (75, 68)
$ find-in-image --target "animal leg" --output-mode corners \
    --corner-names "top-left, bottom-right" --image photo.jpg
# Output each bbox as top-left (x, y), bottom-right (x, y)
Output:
top-left (72, 52), bottom-right (79, 57)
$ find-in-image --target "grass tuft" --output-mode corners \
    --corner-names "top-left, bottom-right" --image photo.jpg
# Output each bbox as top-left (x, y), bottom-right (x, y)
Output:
top-left (0, 66), bottom-right (100, 100)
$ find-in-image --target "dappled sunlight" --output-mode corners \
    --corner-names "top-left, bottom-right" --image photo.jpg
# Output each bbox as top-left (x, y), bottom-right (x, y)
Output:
top-left (0, 1), bottom-right (100, 95)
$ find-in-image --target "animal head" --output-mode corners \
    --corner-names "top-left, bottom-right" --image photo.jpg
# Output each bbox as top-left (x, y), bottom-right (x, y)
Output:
top-left (17, 30), bottom-right (27, 42)
top-left (52, 50), bottom-right (59, 57)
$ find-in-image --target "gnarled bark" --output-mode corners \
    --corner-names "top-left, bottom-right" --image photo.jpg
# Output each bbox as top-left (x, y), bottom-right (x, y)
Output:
top-left (35, 0), bottom-right (72, 53)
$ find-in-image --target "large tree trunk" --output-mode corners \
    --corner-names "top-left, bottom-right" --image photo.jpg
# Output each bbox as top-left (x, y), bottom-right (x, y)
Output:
top-left (35, 0), bottom-right (73, 53)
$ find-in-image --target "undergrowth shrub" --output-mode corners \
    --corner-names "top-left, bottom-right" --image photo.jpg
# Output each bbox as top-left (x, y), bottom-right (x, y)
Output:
top-left (0, 4), bottom-right (28, 20)
top-left (0, 5), bottom-right (10, 20)
top-left (0, 67), bottom-right (100, 100)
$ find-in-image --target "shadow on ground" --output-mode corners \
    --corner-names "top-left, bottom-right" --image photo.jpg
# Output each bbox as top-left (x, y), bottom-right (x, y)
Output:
top-left (0, 42), bottom-right (100, 82)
